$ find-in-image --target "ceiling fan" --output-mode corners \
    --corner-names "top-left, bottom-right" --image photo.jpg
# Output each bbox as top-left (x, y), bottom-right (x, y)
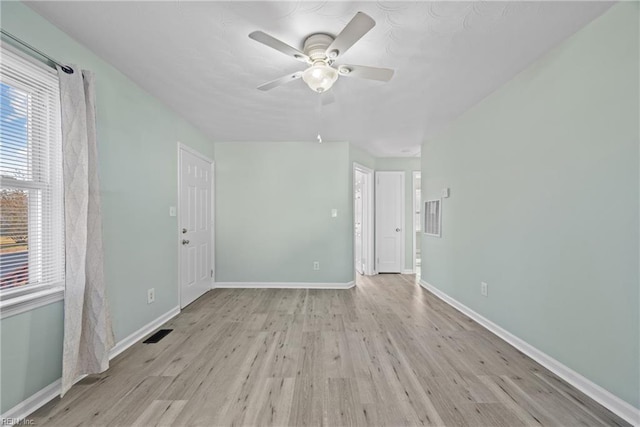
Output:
top-left (249, 12), bottom-right (394, 93)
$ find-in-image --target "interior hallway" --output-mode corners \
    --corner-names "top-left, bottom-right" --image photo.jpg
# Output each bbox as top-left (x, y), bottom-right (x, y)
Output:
top-left (31, 275), bottom-right (628, 426)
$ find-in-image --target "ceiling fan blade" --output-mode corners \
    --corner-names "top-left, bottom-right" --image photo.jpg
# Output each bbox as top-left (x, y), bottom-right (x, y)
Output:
top-left (249, 31), bottom-right (310, 64)
top-left (325, 12), bottom-right (375, 59)
top-left (337, 64), bottom-right (394, 82)
top-left (257, 72), bottom-right (303, 91)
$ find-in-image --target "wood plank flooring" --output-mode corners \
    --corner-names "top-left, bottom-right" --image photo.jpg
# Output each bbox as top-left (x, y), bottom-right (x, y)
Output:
top-left (31, 274), bottom-right (629, 426)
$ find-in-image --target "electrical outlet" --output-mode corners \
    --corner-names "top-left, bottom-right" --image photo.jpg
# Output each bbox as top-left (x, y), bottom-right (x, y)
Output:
top-left (147, 288), bottom-right (155, 304)
top-left (480, 282), bottom-right (488, 297)
top-left (313, 261), bottom-right (320, 271)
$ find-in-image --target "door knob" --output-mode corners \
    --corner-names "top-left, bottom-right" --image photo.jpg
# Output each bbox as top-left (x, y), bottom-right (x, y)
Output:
top-left (182, 228), bottom-right (187, 234)
top-left (395, 228), bottom-right (401, 232)
top-left (182, 239), bottom-right (190, 245)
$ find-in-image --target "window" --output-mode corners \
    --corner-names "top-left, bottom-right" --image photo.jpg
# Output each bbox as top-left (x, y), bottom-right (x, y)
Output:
top-left (0, 46), bottom-right (64, 315)
top-left (424, 199), bottom-right (441, 237)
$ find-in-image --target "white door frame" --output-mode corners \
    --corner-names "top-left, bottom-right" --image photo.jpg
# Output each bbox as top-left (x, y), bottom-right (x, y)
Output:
top-left (353, 162), bottom-right (375, 277)
top-left (412, 170), bottom-right (421, 274)
top-left (375, 170), bottom-right (405, 273)
top-left (177, 142), bottom-right (215, 309)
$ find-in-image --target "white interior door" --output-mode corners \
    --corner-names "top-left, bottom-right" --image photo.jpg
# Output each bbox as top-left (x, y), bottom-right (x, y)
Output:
top-left (179, 145), bottom-right (212, 308)
top-left (412, 171), bottom-right (421, 274)
top-left (354, 170), bottom-right (364, 275)
top-left (354, 163), bottom-right (374, 277)
top-left (375, 171), bottom-right (405, 273)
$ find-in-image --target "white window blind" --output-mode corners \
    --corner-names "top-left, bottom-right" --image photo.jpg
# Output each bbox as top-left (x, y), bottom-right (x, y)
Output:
top-left (0, 46), bottom-right (64, 295)
top-left (424, 199), bottom-right (441, 237)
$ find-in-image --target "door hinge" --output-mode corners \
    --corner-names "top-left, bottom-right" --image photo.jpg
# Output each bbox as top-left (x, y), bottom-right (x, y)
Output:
top-left (211, 269), bottom-right (213, 278)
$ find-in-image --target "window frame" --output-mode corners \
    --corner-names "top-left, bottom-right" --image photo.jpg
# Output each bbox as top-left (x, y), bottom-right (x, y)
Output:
top-left (0, 44), bottom-right (64, 319)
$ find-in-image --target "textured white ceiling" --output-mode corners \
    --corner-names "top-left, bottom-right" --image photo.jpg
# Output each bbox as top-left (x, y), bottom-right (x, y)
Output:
top-left (28, 1), bottom-right (613, 157)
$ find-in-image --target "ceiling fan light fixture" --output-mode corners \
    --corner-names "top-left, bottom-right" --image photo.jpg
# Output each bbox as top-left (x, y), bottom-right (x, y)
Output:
top-left (302, 62), bottom-right (338, 93)
top-left (250, 12), bottom-right (394, 92)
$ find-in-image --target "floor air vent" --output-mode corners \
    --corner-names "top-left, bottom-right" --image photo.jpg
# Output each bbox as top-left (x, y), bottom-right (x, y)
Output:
top-left (143, 329), bottom-right (173, 344)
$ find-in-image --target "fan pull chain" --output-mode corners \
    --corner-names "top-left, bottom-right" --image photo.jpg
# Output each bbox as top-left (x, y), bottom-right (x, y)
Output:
top-left (316, 93), bottom-right (323, 143)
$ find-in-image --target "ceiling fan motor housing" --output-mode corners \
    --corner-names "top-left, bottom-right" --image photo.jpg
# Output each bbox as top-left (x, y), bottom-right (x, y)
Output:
top-left (304, 33), bottom-right (335, 63)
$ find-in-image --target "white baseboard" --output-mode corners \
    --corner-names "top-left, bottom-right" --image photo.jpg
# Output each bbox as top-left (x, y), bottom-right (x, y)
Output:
top-left (419, 279), bottom-right (640, 426)
top-left (402, 269), bottom-right (415, 274)
top-left (213, 281), bottom-right (355, 289)
top-left (1, 305), bottom-right (181, 421)
top-left (1, 379), bottom-right (61, 421)
top-left (109, 305), bottom-right (180, 359)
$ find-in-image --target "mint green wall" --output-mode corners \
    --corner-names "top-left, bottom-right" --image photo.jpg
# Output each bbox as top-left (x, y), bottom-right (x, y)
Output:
top-left (1, 2), bottom-right (214, 413)
top-left (214, 142), bottom-right (352, 284)
top-left (0, 302), bottom-right (63, 413)
top-left (421, 2), bottom-right (639, 408)
top-left (376, 157), bottom-right (421, 272)
top-left (349, 144), bottom-right (376, 171)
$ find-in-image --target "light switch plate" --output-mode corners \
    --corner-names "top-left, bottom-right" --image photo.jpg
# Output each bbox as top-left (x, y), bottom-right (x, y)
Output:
top-left (441, 188), bottom-right (450, 198)
top-left (169, 206), bottom-right (177, 217)
top-left (331, 209), bottom-right (337, 218)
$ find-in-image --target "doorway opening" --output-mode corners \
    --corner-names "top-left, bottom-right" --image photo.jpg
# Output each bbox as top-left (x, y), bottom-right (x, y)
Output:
top-left (353, 163), bottom-right (374, 277)
top-left (412, 171), bottom-right (421, 277)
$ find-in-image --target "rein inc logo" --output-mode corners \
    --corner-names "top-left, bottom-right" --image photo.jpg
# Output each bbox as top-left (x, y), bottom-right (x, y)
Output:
top-left (1, 419), bottom-right (34, 426)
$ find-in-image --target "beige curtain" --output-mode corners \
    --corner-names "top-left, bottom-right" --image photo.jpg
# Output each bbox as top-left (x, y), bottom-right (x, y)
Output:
top-left (57, 65), bottom-right (114, 397)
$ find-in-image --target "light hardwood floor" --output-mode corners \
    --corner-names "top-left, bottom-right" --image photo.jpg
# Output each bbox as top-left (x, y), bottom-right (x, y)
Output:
top-left (32, 274), bottom-right (629, 426)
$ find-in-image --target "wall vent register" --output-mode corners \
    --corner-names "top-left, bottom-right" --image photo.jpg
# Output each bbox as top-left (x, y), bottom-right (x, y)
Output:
top-left (424, 199), bottom-right (441, 237)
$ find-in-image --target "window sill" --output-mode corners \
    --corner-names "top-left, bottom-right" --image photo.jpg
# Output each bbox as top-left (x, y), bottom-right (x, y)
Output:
top-left (0, 286), bottom-right (64, 319)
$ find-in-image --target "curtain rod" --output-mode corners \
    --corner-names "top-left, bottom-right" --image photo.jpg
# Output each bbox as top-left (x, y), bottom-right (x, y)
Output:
top-left (1, 29), bottom-right (74, 74)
